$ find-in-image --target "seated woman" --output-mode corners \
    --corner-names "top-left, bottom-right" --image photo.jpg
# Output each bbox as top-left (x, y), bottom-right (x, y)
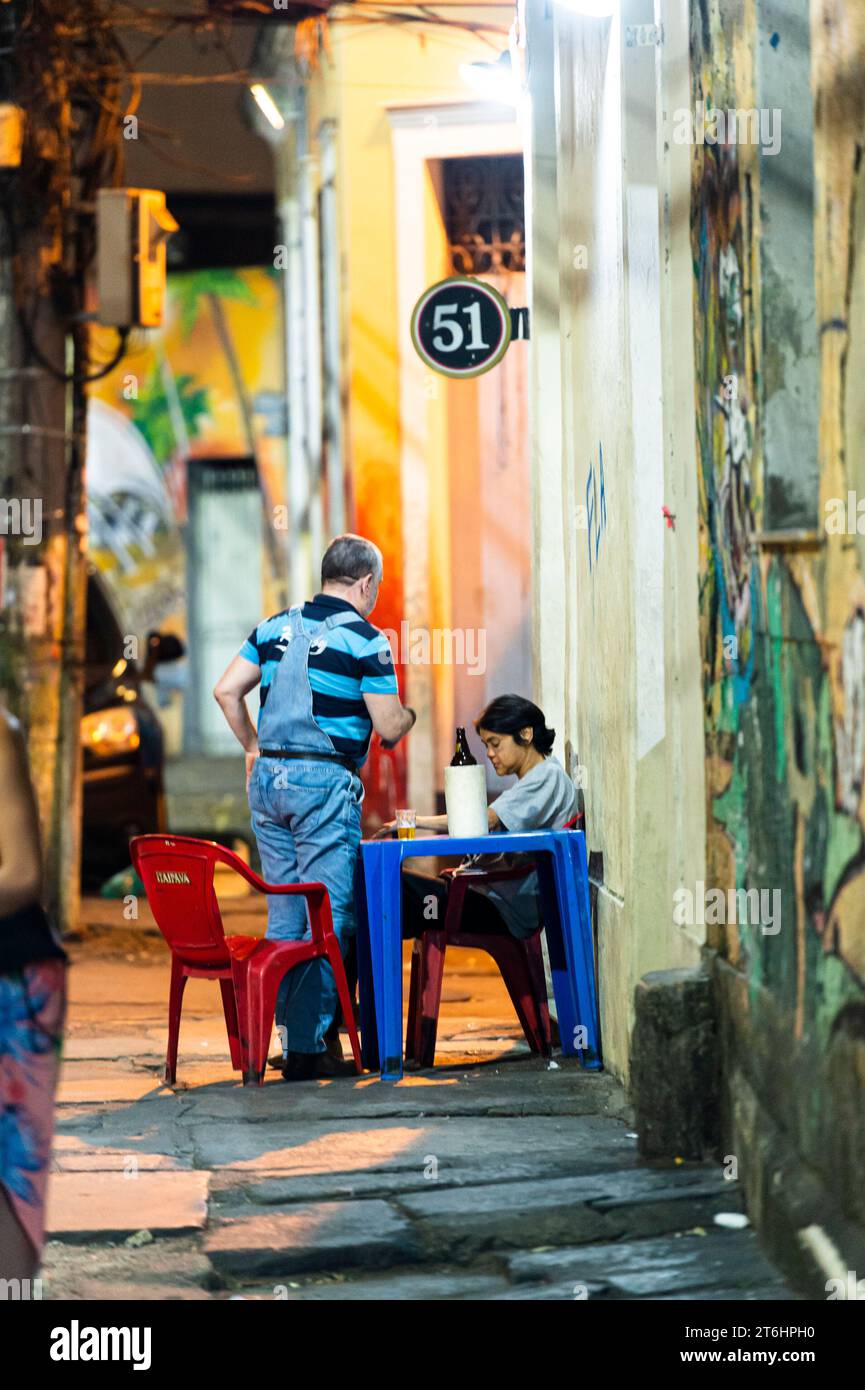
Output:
top-left (389, 695), bottom-right (579, 940)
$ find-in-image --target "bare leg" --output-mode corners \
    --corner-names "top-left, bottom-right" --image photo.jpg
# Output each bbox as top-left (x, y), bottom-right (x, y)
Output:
top-left (0, 1187), bottom-right (37, 1282)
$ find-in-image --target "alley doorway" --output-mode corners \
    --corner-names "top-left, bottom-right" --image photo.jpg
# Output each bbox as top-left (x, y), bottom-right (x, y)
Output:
top-left (186, 458), bottom-right (263, 755)
top-left (389, 108), bottom-right (532, 809)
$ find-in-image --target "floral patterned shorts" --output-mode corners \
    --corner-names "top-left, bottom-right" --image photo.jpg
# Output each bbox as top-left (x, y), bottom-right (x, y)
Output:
top-left (0, 960), bottom-right (66, 1260)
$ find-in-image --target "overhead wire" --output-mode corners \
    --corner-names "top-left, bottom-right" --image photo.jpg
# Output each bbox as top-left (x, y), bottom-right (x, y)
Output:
top-left (5, 0), bottom-right (134, 381)
top-left (4, 0), bottom-right (509, 381)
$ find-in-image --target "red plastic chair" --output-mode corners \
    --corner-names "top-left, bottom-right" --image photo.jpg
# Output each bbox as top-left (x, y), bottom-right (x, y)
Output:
top-left (405, 815), bottom-right (583, 1068)
top-left (130, 834), bottom-right (362, 1085)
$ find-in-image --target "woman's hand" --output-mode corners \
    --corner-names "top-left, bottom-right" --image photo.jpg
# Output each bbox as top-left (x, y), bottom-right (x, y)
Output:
top-left (245, 748), bottom-right (259, 791)
top-left (372, 813), bottom-right (451, 838)
top-left (371, 820), bottom-right (397, 840)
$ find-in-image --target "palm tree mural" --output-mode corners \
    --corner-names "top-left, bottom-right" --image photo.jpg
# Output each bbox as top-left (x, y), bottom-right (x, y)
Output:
top-left (168, 268), bottom-right (286, 576)
top-left (129, 367), bottom-right (210, 464)
top-left (170, 270), bottom-right (260, 455)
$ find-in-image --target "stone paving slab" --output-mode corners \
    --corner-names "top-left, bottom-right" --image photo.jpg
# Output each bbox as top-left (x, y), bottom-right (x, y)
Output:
top-left (46, 1171), bottom-right (209, 1242)
top-left (235, 1270), bottom-right (512, 1300)
top-left (489, 1276), bottom-right (797, 1301)
top-left (506, 1229), bottom-right (787, 1298)
top-left (62, 1024), bottom-right (239, 1063)
top-left (54, 1111), bottom-right (199, 1177)
top-left (177, 1066), bottom-right (630, 1123)
top-left (656, 1284), bottom-right (797, 1301)
top-left (399, 1166), bottom-right (736, 1219)
top-left (204, 1172), bottom-right (758, 1290)
top-left (45, 934), bottom-right (796, 1301)
top-left (67, 1282), bottom-right (214, 1301)
top-left (486, 1281), bottom-right (613, 1300)
top-left (66, 965), bottom-right (174, 1009)
top-left (205, 1200), bottom-right (419, 1278)
top-left (61, 1034), bottom-right (532, 1076)
top-left (41, 1277), bottom-right (213, 1301)
top-left (215, 1140), bottom-right (641, 1206)
top-left (42, 1236), bottom-right (212, 1299)
top-left (52, 1139), bottom-right (190, 1173)
top-left (144, 1063), bottom-right (247, 1090)
top-left (190, 1114), bottom-right (635, 1177)
top-left (397, 1168), bottom-right (739, 1257)
top-left (583, 1167), bottom-right (735, 1207)
top-left (56, 1069), bottom-right (173, 1105)
top-left (62, 1035), bottom-right (169, 1061)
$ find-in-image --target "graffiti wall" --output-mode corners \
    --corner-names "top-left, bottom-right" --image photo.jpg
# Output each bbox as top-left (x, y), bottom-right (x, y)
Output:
top-left (691, 0), bottom-right (865, 1242)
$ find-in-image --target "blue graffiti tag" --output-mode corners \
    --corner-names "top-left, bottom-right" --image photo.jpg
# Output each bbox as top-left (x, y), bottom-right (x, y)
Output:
top-left (586, 442), bottom-right (607, 572)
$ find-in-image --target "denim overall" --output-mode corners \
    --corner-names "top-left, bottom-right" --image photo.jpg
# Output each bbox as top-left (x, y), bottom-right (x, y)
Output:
top-left (248, 604), bottom-right (365, 1055)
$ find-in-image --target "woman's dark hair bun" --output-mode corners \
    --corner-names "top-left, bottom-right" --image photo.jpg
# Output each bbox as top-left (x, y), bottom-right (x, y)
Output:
top-left (535, 723), bottom-right (555, 755)
top-left (474, 694), bottom-right (556, 755)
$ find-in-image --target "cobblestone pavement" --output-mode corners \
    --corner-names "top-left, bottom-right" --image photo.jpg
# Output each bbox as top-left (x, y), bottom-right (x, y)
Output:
top-left (41, 892), bottom-right (797, 1301)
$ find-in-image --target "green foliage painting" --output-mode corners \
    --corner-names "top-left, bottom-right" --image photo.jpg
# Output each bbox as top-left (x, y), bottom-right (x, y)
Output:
top-left (129, 368), bottom-right (210, 465)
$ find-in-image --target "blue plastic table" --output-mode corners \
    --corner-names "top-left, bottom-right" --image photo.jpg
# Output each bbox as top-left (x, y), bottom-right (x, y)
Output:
top-left (355, 830), bottom-right (601, 1080)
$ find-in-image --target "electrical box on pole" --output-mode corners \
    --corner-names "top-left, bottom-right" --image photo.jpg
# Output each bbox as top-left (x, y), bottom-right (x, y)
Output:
top-left (96, 188), bottom-right (178, 328)
top-left (0, 103), bottom-right (24, 167)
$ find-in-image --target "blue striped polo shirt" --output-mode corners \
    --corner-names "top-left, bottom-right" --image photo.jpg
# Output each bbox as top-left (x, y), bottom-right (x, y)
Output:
top-left (239, 594), bottom-right (398, 766)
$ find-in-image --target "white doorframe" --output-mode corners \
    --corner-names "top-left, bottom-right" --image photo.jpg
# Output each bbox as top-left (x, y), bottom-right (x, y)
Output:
top-left (386, 100), bottom-right (523, 808)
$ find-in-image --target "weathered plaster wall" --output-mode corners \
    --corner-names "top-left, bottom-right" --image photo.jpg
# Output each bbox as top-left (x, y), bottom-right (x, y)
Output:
top-left (692, 0), bottom-right (865, 1266)
top-left (527, 0), bottom-right (703, 1080)
top-left (553, 5), bottom-right (639, 1074)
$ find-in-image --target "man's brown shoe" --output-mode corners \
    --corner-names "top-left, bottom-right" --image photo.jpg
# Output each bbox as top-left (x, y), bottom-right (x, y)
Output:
top-left (281, 1051), bottom-right (358, 1082)
top-left (273, 1022), bottom-right (344, 1070)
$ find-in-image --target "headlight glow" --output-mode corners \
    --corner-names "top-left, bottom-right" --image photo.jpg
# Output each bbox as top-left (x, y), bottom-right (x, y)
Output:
top-left (81, 707), bottom-right (140, 758)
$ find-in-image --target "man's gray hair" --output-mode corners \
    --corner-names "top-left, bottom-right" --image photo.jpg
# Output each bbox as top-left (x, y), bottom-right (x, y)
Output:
top-left (321, 534), bottom-right (383, 587)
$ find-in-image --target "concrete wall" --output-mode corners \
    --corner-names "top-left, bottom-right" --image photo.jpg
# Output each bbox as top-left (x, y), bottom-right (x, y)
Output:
top-left (691, 0), bottom-right (865, 1276)
top-left (525, 0), bottom-right (704, 1081)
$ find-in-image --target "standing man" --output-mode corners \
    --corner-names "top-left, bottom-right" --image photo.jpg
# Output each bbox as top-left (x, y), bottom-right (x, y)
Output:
top-left (213, 534), bottom-right (415, 1080)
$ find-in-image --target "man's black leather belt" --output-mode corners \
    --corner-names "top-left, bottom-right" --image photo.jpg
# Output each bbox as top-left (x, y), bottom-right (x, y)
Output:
top-left (258, 748), bottom-right (359, 774)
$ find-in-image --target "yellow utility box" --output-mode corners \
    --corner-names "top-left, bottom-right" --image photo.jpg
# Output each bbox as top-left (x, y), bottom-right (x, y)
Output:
top-left (97, 188), bottom-right (178, 328)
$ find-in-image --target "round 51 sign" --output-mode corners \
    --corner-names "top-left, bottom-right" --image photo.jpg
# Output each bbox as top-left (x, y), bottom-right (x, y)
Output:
top-left (410, 276), bottom-right (512, 378)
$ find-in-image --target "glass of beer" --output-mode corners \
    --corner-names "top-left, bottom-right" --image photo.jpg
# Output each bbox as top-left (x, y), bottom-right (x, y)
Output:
top-left (396, 809), bottom-right (416, 840)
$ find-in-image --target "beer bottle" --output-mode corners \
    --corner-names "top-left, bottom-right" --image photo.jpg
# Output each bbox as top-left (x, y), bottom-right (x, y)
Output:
top-left (450, 726), bottom-right (477, 766)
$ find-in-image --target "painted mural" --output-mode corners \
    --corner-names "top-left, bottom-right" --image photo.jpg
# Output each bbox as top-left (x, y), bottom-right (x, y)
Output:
top-left (87, 266), bottom-right (289, 646)
top-left (691, 0), bottom-right (865, 1093)
top-left (87, 265), bottom-right (401, 823)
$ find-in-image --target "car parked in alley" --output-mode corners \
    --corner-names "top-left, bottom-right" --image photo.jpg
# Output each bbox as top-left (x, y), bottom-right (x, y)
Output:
top-left (82, 570), bottom-right (185, 888)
